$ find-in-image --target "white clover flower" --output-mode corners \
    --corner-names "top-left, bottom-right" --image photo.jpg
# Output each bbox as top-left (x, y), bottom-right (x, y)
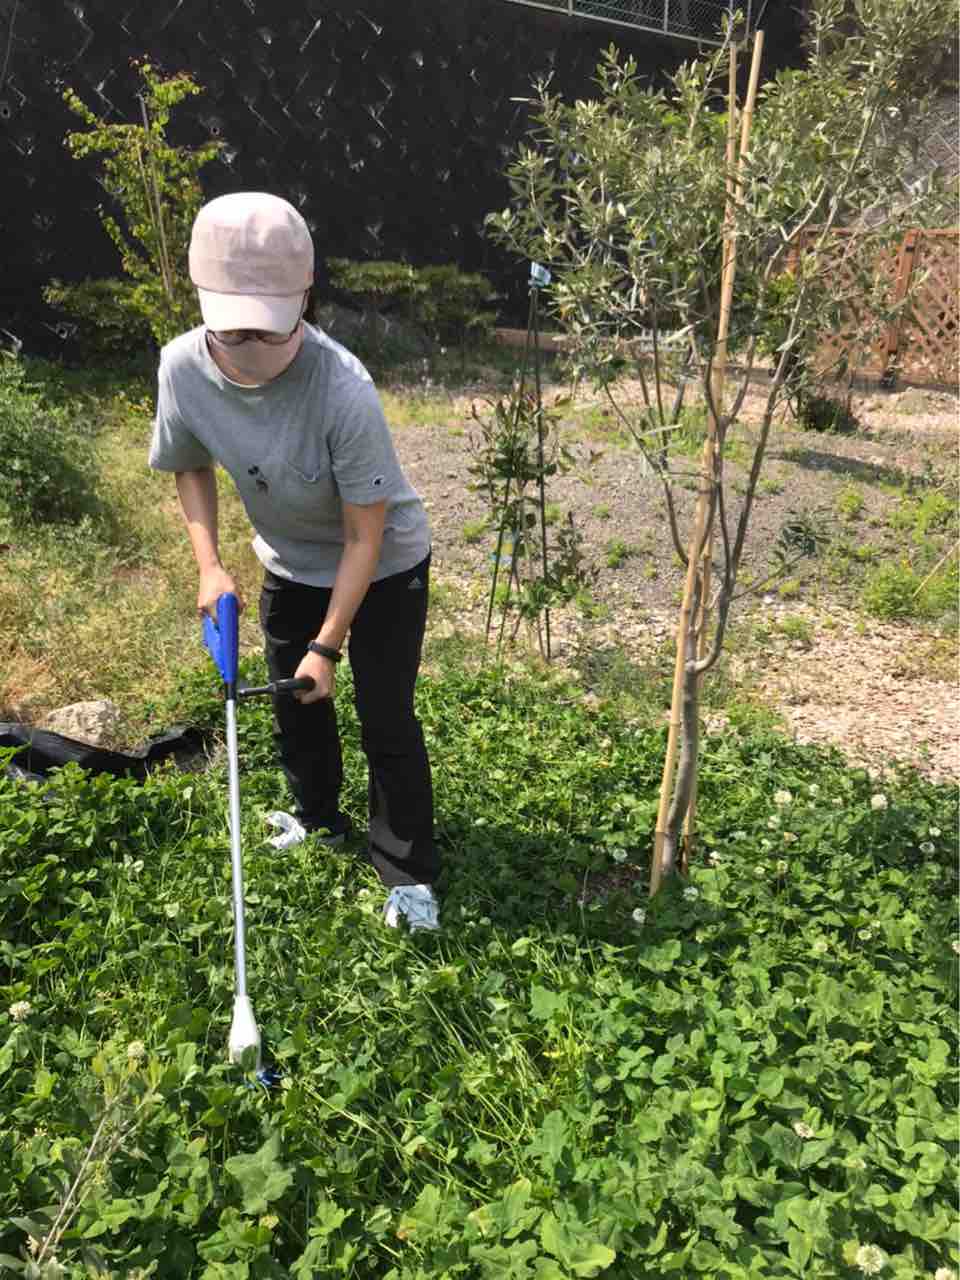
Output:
top-left (858, 928), bottom-right (874, 941)
top-left (683, 886), bottom-right (699, 901)
top-left (854, 1243), bottom-right (886, 1275)
top-left (811, 937), bottom-right (829, 954)
top-left (126, 1040), bottom-right (146, 1062)
top-left (732, 830), bottom-right (747, 841)
top-left (632, 908), bottom-right (646, 926)
top-left (870, 794), bottom-right (888, 811)
top-left (754, 865), bottom-right (766, 877)
top-left (708, 851), bottom-right (723, 867)
top-left (612, 849), bottom-right (628, 863)
top-left (929, 827), bottom-right (941, 838)
top-left (768, 814), bottom-right (781, 828)
top-left (793, 1121), bottom-right (815, 1139)
top-left (808, 784), bottom-right (820, 796)
top-left (776, 860), bottom-right (789, 876)
top-left (774, 790), bottom-right (793, 807)
top-left (934, 1268), bottom-right (957, 1280)
top-left (920, 842), bottom-right (935, 854)
top-left (952, 940), bottom-right (960, 956)
top-left (783, 831), bottom-right (798, 843)
top-left (9, 1001), bottom-right (32, 1022)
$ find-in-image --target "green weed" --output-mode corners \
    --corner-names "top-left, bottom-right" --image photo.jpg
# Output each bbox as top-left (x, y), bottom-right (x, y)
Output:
top-left (604, 538), bottom-right (635, 569)
top-left (836, 486), bottom-right (864, 521)
top-left (862, 560), bottom-right (959, 623)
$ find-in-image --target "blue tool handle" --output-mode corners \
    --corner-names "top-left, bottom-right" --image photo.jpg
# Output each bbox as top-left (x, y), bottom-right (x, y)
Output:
top-left (202, 592), bottom-right (240, 686)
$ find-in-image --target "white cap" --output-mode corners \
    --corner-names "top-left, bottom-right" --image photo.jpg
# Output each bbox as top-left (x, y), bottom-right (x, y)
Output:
top-left (189, 192), bottom-right (314, 331)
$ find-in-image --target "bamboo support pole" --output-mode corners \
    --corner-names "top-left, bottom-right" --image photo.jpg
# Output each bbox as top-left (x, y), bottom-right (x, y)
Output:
top-left (652, 30), bottom-right (764, 894)
top-left (681, 38), bottom-right (742, 873)
top-left (137, 96), bottom-right (175, 304)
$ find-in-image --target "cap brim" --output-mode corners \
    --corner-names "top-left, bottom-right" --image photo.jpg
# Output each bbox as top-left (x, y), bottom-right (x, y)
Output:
top-left (197, 288), bottom-right (304, 333)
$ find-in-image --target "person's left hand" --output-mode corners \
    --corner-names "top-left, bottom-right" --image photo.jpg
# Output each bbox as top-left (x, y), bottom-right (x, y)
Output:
top-left (293, 650), bottom-right (336, 703)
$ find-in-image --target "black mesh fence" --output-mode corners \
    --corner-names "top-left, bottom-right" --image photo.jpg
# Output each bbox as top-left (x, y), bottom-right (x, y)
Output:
top-left (0, 0), bottom-right (802, 354)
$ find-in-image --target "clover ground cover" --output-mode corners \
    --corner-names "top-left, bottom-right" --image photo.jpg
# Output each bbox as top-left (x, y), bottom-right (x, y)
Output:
top-left (1, 658), bottom-right (957, 1279)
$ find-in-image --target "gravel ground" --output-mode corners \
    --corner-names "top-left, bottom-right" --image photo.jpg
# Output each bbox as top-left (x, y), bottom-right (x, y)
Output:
top-left (387, 371), bottom-right (959, 782)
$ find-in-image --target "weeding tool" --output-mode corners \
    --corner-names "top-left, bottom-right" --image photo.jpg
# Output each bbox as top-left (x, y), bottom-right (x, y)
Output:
top-left (202, 591), bottom-right (313, 1084)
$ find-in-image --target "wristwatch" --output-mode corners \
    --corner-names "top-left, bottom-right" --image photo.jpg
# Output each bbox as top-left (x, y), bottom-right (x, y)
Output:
top-left (307, 641), bottom-right (342, 664)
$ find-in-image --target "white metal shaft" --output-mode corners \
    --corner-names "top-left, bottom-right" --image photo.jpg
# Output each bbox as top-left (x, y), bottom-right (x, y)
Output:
top-left (224, 696), bottom-right (247, 999)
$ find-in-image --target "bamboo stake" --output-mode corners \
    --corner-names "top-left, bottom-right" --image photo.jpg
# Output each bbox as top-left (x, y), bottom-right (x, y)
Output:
top-left (681, 38), bottom-right (742, 875)
top-left (650, 41), bottom-right (741, 897)
top-left (652, 30), bottom-right (765, 893)
top-left (683, 32), bottom-right (765, 868)
top-left (137, 96), bottom-right (175, 304)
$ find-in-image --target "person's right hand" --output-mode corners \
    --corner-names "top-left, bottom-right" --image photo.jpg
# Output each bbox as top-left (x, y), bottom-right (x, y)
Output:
top-left (197, 565), bottom-right (243, 620)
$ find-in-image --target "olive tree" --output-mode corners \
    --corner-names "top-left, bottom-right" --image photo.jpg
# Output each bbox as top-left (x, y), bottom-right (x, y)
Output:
top-left (487, 0), bottom-right (956, 889)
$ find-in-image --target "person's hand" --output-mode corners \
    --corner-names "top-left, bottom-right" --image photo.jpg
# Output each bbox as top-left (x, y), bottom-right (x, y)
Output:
top-left (293, 649), bottom-right (336, 704)
top-left (197, 565), bottom-right (243, 619)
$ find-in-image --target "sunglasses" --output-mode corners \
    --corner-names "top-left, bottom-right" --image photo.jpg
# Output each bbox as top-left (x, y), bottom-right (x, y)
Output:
top-left (209, 323), bottom-right (301, 347)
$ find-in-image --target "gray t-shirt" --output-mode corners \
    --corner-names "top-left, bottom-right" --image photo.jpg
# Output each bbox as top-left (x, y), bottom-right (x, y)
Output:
top-left (149, 323), bottom-right (430, 587)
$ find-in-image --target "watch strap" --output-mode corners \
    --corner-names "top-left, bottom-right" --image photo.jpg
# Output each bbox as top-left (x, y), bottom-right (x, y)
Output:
top-left (307, 641), bottom-right (342, 664)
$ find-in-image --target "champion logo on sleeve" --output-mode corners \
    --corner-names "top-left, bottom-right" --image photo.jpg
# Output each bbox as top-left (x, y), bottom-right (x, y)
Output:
top-left (372, 475), bottom-right (384, 488)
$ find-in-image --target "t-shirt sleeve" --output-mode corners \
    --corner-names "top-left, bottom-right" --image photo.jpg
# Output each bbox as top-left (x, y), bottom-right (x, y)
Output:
top-left (148, 358), bottom-right (214, 472)
top-left (328, 381), bottom-right (404, 506)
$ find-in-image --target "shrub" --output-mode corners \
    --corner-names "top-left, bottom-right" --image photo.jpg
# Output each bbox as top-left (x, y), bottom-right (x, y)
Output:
top-left (796, 392), bottom-right (858, 434)
top-left (325, 260), bottom-right (498, 356)
top-left (42, 277), bottom-right (155, 359)
top-left (862, 559), bottom-right (959, 623)
top-left (61, 61), bottom-right (219, 349)
top-left (0, 357), bottom-right (99, 525)
top-left (412, 264), bottom-right (498, 348)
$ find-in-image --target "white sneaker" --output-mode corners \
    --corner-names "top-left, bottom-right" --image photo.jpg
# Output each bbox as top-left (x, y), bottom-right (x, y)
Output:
top-left (383, 884), bottom-right (439, 932)
top-left (265, 811), bottom-right (346, 850)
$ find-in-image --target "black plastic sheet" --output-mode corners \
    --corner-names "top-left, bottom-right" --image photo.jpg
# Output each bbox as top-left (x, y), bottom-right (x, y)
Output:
top-left (0, 722), bottom-right (208, 785)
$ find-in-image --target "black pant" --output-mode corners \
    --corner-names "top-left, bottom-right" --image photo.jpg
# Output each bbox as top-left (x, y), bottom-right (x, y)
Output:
top-left (259, 553), bottom-right (436, 888)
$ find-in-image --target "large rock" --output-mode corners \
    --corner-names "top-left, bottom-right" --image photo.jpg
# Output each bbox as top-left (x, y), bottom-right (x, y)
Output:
top-left (39, 700), bottom-right (123, 746)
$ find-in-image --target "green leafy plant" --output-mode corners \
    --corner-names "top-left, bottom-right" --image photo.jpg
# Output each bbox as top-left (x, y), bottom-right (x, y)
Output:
top-left (837, 486), bottom-right (865, 521)
top-left (604, 537), bottom-right (634, 569)
top-left (797, 392), bottom-right (859, 434)
top-left (0, 356), bottom-right (99, 525)
top-left (42, 277), bottom-right (154, 359)
top-left (60, 61), bottom-right (222, 349)
top-left (326, 258), bottom-right (420, 351)
top-left (412, 264), bottom-right (499, 351)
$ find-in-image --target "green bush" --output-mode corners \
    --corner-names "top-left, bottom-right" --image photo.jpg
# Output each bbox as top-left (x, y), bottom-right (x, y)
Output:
top-left (0, 357), bottom-right (99, 525)
top-left (862, 559), bottom-right (959, 622)
top-left (62, 62), bottom-right (217, 349)
top-left (325, 259), bottom-right (498, 354)
top-left (413, 264), bottom-right (498, 347)
top-left (796, 392), bottom-right (858, 433)
top-left (42, 277), bottom-right (155, 359)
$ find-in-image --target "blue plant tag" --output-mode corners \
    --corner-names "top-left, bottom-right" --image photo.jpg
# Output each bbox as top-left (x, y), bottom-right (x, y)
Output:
top-left (530, 262), bottom-right (551, 288)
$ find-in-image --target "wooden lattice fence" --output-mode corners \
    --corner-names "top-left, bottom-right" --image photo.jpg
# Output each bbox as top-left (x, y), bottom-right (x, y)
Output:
top-left (798, 227), bottom-right (958, 389)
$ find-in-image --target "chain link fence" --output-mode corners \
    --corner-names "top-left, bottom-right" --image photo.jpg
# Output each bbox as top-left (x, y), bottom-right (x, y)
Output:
top-left (499, 0), bottom-right (749, 44)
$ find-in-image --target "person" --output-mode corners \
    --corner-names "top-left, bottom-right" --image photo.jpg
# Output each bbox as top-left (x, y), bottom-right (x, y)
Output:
top-left (148, 191), bottom-right (438, 931)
